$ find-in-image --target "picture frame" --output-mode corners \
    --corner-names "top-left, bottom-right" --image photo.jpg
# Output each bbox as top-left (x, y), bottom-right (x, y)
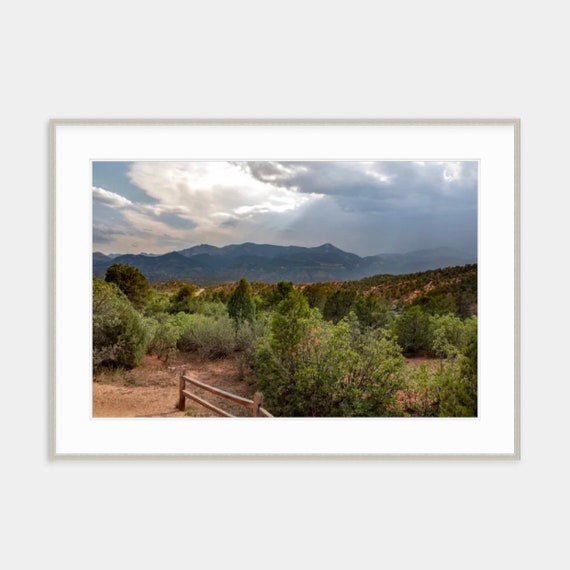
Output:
top-left (50, 119), bottom-right (520, 459)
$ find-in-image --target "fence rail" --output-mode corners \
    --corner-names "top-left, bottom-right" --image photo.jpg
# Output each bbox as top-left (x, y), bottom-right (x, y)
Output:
top-left (178, 371), bottom-right (273, 417)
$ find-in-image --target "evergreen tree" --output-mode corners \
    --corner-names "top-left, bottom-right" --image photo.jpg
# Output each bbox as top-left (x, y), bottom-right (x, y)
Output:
top-left (354, 292), bottom-right (390, 330)
top-left (393, 305), bottom-right (432, 355)
top-left (104, 263), bottom-right (151, 310)
top-left (323, 288), bottom-right (357, 323)
top-left (227, 277), bottom-right (257, 323)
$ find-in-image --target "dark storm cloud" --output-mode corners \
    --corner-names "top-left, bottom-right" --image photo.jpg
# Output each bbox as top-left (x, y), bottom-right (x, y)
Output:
top-left (257, 161), bottom-right (478, 255)
top-left (242, 160), bottom-right (476, 214)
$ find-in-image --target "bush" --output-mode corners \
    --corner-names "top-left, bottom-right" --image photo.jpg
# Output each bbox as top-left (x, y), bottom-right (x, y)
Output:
top-left (177, 314), bottom-right (236, 359)
top-left (354, 292), bottom-right (390, 330)
top-left (400, 364), bottom-right (441, 417)
top-left (147, 316), bottom-right (183, 362)
top-left (168, 284), bottom-right (199, 314)
top-left (301, 283), bottom-right (331, 312)
top-left (254, 293), bottom-right (405, 417)
top-left (325, 314), bottom-right (405, 417)
top-left (441, 316), bottom-right (477, 417)
top-left (430, 313), bottom-right (467, 361)
top-left (401, 318), bottom-right (477, 417)
top-left (260, 281), bottom-right (294, 309)
top-left (196, 301), bottom-right (228, 319)
top-left (144, 292), bottom-right (171, 317)
top-left (438, 359), bottom-right (477, 417)
top-left (93, 279), bottom-right (149, 370)
top-left (392, 305), bottom-right (433, 355)
top-left (322, 288), bottom-right (357, 323)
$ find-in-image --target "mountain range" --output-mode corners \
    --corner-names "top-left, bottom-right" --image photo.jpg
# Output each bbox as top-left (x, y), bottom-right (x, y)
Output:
top-left (92, 242), bottom-right (476, 285)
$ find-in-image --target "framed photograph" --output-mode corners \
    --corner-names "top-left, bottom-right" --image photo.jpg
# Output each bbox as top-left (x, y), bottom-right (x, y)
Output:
top-left (50, 119), bottom-right (520, 458)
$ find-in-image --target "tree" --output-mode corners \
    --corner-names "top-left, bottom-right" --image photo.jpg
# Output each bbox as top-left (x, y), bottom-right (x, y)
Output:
top-left (412, 292), bottom-right (457, 316)
top-left (254, 290), bottom-right (331, 416)
top-left (439, 317), bottom-right (477, 416)
top-left (169, 284), bottom-right (199, 314)
top-left (392, 305), bottom-right (432, 355)
top-left (268, 289), bottom-right (313, 359)
top-left (262, 281), bottom-right (294, 308)
top-left (254, 295), bottom-right (405, 417)
top-left (301, 283), bottom-right (330, 312)
top-left (323, 288), bottom-right (357, 323)
top-left (92, 279), bottom-right (149, 370)
top-left (227, 277), bottom-right (257, 323)
top-left (430, 313), bottom-right (466, 368)
top-left (324, 314), bottom-right (405, 416)
top-left (354, 292), bottom-right (390, 330)
top-left (104, 263), bottom-right (151, 309)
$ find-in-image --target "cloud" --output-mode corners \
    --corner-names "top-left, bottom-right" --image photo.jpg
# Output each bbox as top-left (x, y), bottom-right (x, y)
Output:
top-left (92, 184), bottom-right (199, 252)
top-left (243, 160), bottom-right (477, 212)
top-left (243, 161), bottom-right (478, 254)
top-left (92, 160), bottom-right (477, 256)
top-left (93, 186), bottom-right (134, 208)
top-left (93, 226), bottom-right (114, 244)
top-left (125, 161), bottom-right (322, 242)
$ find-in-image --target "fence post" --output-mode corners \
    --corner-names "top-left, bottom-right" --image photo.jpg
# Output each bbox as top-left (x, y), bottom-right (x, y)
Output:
top-left (252, 392), bottom-right (263, 417)
top-left (178, 370), bottom-right (186, 411)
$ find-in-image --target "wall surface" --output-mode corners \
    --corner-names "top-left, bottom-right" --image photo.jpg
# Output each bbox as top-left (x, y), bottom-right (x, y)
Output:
top-left (1, 1), bottom-right (567, 568)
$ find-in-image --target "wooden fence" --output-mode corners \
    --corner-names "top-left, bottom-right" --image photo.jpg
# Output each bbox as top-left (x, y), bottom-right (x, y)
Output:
top-left (178, 371), bottom-right (273, 417)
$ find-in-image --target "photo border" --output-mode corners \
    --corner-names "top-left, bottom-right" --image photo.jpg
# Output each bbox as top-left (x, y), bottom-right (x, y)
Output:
top-left (49, 119), bottom-right (520, 459)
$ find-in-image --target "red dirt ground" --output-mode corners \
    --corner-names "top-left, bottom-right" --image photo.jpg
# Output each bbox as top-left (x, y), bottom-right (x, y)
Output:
top-left (93, 353), bottom-right (258, 418)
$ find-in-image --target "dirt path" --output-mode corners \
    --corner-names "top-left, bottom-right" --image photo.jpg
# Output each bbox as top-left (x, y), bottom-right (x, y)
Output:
top-left (93, 353), bottom-right (257, 418)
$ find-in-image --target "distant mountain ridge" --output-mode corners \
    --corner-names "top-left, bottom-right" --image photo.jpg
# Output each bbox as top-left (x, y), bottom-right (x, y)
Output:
top-left (93, 242), bottom-right (476, 285)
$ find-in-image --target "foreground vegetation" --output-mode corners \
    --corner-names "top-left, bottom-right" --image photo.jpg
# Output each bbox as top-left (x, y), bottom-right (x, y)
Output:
top-left (93, 263), bottom-right (477, 417)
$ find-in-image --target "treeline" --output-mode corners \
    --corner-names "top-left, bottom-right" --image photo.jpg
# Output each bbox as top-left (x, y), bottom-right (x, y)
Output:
top-left (93, 263), bottom-right (478, 417)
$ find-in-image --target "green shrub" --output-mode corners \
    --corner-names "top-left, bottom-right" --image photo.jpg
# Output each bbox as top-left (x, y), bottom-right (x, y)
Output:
top-left (322, 288), bottom-right (357, 323)
top-left (401, 364), bottom-right (442, 417)
top-left (144, 292), bottom-right (171, 317)
top-left (392, 305), bottom-right (433, 355)
top-left (324, 314), bottom-right (405, 417)
top-left (168, 284), bottom-right (199, 314)
top-left (401, 318), bottom-right (477, 417)
top-left (147, 316), bottom-right (182, 362)
top-left (430, 313), bottom-right (467, 362)
top-left (197, 301), bottom-right (228, 319)
top-left (442, 316), bottom-right (477, 417)
top-left (354, 292), bottom-right (390, 330)
top-left (437, 359), bottom-right (477, 417)
top-left (254, 294), bottom-right (405, 417)
top-left (93, 279), bottom-right (149, 370)
top-left (177, 314), bottom-right (236, 359)
top-left (301, 283), bottom-right (331, 312)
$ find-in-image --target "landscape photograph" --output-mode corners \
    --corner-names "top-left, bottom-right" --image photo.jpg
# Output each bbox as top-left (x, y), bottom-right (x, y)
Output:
top-left (92, 160), bottom-right (478, 418)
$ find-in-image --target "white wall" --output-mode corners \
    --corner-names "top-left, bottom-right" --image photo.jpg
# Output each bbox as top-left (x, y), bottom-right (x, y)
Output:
top-left (1, 1), bottom-right (567, 568)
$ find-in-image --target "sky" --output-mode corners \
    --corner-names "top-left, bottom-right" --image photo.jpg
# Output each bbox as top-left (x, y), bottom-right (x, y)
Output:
top-left (92, 160), bottom-right (477, 257)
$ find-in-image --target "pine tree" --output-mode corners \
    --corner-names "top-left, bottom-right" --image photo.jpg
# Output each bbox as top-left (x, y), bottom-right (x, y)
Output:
top-left (227, 277), bottom-right (256, 323)
top-left (104, 263), bottom-right (151, 310)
